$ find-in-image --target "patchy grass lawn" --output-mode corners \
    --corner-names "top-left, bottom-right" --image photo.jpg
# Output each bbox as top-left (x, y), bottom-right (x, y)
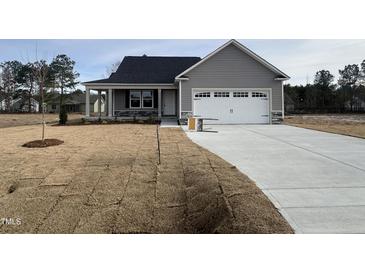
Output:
top-left (0, 124), bottom-right (292, 233)
top-left (285, 114), bottom-right (365, 139)
top-left (0, 113), bottom-right (83, 128)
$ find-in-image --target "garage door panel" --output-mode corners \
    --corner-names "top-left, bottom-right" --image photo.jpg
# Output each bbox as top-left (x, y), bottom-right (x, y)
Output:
top-left (193, 90), bottom-right (269, 124)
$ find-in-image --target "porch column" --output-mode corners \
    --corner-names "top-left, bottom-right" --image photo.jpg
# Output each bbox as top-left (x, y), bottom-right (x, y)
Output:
top-left (108, 88), bottom-right (113, 117)
top-left (104, 91), bottom-right (108, 115)
top-left (158, 88), bottom-right (162, 118)
top-left (85, 88), bottom-right (90, 117)
top-left (98, 90), bottom-right (102, 118)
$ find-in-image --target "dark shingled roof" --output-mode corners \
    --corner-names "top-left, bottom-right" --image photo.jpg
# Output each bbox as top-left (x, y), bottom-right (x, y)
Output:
top-left (85, 56), bottom-right (201, 84)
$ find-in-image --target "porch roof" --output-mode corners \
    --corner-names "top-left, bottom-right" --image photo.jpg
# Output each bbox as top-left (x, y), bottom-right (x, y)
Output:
top-left (83, 56), bottom-right (201, 85)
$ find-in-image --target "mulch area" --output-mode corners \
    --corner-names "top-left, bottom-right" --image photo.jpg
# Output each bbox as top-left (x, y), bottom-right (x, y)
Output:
top-left (0, 124), bottom-right (292, 233)
top-left (22, 139), bottom-right (64, 148)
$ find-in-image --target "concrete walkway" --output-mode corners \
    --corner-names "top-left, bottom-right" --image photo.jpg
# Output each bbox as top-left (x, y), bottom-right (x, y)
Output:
top-left (185, 125), bottom-right (365, 233)
top-left (160, 118), bottom-right (179, 128)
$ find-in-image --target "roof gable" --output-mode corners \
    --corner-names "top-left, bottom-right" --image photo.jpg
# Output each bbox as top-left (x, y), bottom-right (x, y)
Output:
top-left (175, 39), bottom-right (290, 80)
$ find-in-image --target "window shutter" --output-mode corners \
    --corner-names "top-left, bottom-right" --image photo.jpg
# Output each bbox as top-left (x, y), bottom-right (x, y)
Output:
top-left (153, 90), bottom-right (158, 108)
top-left (125, 90), bottom-right (130, 108)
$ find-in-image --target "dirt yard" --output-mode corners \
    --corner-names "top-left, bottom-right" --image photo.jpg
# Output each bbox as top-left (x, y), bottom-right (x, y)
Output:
top-left (0, 124), bottom-right (292, 233)
top-left (285, 114), bottom-right (365, 139)
top-left (0, 113), bottom-right (83, 128)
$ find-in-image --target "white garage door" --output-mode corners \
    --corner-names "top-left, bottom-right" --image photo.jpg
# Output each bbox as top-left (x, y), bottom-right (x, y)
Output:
top-left (193, 89), bottom-right (270, 124)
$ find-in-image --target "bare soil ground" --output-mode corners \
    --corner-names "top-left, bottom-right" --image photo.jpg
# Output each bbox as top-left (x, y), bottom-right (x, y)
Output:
top-left (0, 124), bottom-right (292, 233)
top-left (285, 114), bottom-right (365, 139)
top-left (0, 113), bottom-right (83, 128)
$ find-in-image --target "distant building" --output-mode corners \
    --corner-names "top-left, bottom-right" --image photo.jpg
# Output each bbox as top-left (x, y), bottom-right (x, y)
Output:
top-left (0, 97), bottom-right (39, 112)
top-left (45, 93), bottom-right (105, 114)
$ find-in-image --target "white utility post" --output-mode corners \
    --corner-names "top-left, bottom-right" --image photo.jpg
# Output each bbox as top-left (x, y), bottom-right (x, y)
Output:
top-left (108, 89), bottom-right (113, 117)
top-left (85, 88), bottom-right (90, 117)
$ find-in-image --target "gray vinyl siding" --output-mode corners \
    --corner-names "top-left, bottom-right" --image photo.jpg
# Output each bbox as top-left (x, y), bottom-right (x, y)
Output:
top-left (114, 89), bottom-right (127, 110)
top-left (180, 44), bottom-right (283, 112)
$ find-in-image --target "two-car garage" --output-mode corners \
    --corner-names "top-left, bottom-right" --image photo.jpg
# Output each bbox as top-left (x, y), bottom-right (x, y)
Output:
top-left (192, 89), bottom-right (271, 124)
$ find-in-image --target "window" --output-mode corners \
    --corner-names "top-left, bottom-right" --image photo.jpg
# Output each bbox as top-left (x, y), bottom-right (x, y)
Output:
top-left (214, 92), bottom-right (230, 97)
top-left (130, 90), bottom-right (154, 108)
top-left (130, 91), bottom-right (141, 108)
top-left (195, 92), bottom-right (210, 98)
top-left (142, 90), bottom-right (153, 108)
top-left (233, 92), bottom-right (248, 97)
top-left (52, 104), bottom-right (57, 109)
top-left (252, 92), bottom-right (267, 98)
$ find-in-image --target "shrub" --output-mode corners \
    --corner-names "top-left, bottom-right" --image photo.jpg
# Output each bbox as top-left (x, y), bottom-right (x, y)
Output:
top-left (59, 106), bottom-right (68, 125)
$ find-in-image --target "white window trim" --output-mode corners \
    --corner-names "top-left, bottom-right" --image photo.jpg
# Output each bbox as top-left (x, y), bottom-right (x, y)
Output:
top-left (233, 91), bottom-right (249, 97)
top-left (214, 91), bottom-right (230, 97)
top-left (129, 90), bottom-right (154, 109)
top-left (252, 91), bottom-right (268, 98)
top-left (195, 92), bottom-right (211, 98)
top-left (130, 91), bottom-right (142, 109)
top-left (142, 90), bottom-right (154, 109)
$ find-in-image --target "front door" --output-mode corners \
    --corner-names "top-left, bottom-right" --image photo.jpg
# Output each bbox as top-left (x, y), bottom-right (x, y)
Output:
top-left (162, 91), bottom-right (176, 116)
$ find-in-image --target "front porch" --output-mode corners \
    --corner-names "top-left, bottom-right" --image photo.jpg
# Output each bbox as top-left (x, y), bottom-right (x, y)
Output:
top-left (84, 86), bottom-right (178, 120)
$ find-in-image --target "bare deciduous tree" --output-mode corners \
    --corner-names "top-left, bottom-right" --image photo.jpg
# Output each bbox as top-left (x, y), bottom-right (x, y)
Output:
top-left (104, 60), bottom-right (121, 78)
top-left (34, 60), bottom-right (49, 141)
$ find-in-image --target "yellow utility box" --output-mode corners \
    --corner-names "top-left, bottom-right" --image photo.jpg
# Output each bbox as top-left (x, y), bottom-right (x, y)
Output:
top-left (188, 117), bottom-right (196, 130)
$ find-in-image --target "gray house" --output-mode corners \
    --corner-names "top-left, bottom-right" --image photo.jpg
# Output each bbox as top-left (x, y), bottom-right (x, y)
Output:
top-left (83, 39), bottom-right (289, 124)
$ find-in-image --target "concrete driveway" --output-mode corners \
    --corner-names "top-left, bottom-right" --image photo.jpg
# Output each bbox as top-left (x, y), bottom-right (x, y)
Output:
top-left (185, 125), bottom-right (365, 233)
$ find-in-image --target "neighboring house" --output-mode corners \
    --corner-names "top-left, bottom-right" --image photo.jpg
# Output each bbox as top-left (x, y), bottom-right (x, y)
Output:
top-left (46, 93), bottom-right (105, 114)
top-left (0, 97), bottom-right (39, 112)
top-left (83, 39), bottom-right (290, 124)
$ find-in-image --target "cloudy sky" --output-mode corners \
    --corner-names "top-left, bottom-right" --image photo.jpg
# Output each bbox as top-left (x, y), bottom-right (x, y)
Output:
top-left (1, 39), bottom-right (365, 86)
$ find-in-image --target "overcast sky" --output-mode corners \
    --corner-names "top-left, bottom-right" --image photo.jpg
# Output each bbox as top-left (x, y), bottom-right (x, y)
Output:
top-left (1, 39), bottom-right (365, 87)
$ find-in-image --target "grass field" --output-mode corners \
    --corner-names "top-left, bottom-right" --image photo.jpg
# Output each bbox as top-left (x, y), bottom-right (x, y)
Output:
top-left (285, 114), bottom-right (365, 139)
top-left (0, 124), bottom-right (292, 234)
top-left (0, 113), bottom-right (83, 128)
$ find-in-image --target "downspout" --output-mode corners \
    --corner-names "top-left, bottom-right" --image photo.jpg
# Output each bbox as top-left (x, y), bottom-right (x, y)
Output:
top-left (179, 80), bottom-right (182, 119)
top-left (282, 81), bottom-right (285, 120)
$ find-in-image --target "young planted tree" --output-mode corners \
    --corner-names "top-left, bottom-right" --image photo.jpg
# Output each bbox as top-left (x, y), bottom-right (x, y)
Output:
top-left (49, 54), bottom-right (79, 125)
top-left (34, 60), bottom-right (49, 141)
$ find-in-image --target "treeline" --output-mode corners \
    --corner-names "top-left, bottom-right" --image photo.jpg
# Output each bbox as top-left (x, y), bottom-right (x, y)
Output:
top-left (285, 59), bottom-right (365, 114)
top-left (0, 54), bottom-right (79, 123)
